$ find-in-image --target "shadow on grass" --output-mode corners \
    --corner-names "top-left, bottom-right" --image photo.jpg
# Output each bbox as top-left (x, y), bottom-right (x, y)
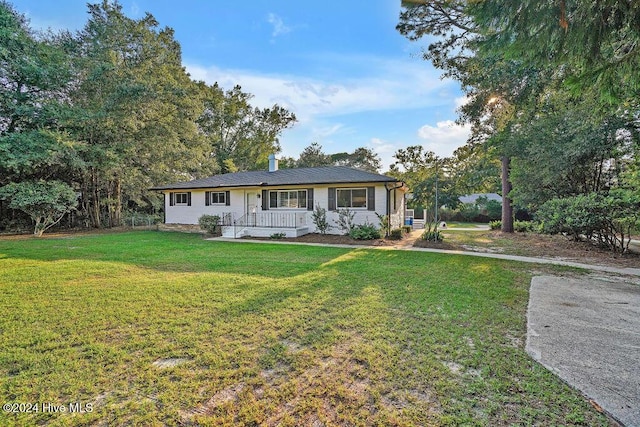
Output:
top-left (0, 231), bottom-right (613, 426)
top-left (0, 230), bottom-right (354, 279)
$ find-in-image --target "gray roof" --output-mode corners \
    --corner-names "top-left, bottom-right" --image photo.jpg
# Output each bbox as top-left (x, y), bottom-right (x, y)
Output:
top-left (151, 166), bottom-right (400, 190)
top-left (458, 193), bottom-right (502, 204)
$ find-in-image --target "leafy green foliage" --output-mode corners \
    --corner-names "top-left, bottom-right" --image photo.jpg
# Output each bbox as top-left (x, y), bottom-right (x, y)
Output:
top-left (513, 221), bottom-right (537, 233)
top-left (375, 212), bottom-right (390, 237)
top-left (311, 204), bottom-right (331, 235)
top-left (295, 142), bottom-right (332, 168)
top-left (536, 192), bottom-right (640, 253)
top-left (335, 208), bottom-right (356, 235)
top-left (0, 1), bottom-right (298, 231)
top-left (0, 180), bottom-right (77, 236)
top-left (348, 223), bottom-right (381, 240)
top-left (489, 220), bottom-right (501, 231)
top-left (269, 232), bottom-right (286, 239)
top-left (397, 0), bottom-right (640, 235)
top-left (421, 229), bottom-right (443, 242)
top-left (388, 228), bottom-right (403, 240)
top-left (197, 214), bottom-right (221, 235)
top-left (294, 143), bottom-right (382, 172)
top-left (197, 83), bottom-right (296, 173)
top-left (421, 222), bottom-right (444, 242)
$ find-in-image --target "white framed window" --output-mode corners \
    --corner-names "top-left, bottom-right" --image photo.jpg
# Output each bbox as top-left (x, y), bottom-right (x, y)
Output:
top-left (269, 190), bottom-right (307, 209)
top-left (209, 192), bottom-right (226, 204)
top-left (337, 188), bottom-right (367, 208)
top-left (174, 192), bottom-right (189, 206)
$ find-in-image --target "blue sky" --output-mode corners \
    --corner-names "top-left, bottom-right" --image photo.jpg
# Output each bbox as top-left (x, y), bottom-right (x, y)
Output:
top-left (12, 0), bottom-right (470, 170)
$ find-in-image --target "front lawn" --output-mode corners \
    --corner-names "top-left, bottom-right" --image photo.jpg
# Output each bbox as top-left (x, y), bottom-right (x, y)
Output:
top-left (0, 231), bottom-right (611, 426)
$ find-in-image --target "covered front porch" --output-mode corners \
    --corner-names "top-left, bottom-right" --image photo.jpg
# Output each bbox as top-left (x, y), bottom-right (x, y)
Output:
top-left (220, 212), bottom-right (309, 239)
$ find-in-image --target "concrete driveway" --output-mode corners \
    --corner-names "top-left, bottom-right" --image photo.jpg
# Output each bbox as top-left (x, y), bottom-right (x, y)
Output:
top-left (527, 275), bottom-right (640, 426)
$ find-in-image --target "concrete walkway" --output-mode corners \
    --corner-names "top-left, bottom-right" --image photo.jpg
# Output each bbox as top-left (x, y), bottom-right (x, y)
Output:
top-left (527, 275), bottom-right (640, 427)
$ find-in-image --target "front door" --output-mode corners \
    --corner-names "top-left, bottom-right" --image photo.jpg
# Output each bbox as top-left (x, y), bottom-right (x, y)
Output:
top-left (246, 192), bottom-right (257, 226)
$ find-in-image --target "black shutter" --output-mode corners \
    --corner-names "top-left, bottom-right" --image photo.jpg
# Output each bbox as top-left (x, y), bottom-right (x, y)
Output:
top-left (367, 187), bottom-right (375, 211)
top-left (261, 190), bottom-right (268, 210)
top-left (225, 191), bottom-right (230, 206)
top-left (169, 192), bottom-right (175, 206)
top-left (307, 188), bottom-right (314, 211)
top-left (328, 187), bottom-right (336, 211)
top-left (205, 191), bottom-right (210, 206)
top-left (187, 192), bottom-right (192, 206)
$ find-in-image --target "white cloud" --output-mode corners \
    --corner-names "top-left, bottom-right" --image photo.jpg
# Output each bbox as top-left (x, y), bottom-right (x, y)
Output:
top-left (186, 58), bottom-right (456, 122)
top-left (369, 137), bottom-right (399, 171)
top-left (417, 120), bottom-right (471, 157)
top-left (454, 95), bottom-right (470, 109)
top-left (267, 13), bottom-right (291, 38)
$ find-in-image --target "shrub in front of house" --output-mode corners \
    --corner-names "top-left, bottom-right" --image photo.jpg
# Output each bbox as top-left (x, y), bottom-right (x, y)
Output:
top-left (349, 223), bottom-right (381, 240)
top-left (311, 204), bottom-right (331, 235)
top-left (388, 228), bottom-right (403, 240)
top-left (514, 220), bottom-right (537, 233)
top-left (489, 220), bottom-right (501, 230)
top-left (198, 214), bottom-right (221, 235)
top-left (421, 230), bottom-right (443, 242)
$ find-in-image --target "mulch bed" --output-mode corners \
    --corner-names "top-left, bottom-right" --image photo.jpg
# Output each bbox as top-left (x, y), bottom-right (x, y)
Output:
top-left (241, 233), bottom-right (403, 247)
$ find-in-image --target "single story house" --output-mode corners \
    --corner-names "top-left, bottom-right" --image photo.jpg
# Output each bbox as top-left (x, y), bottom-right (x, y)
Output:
top-left (151, 155), bottom-right (408, 238)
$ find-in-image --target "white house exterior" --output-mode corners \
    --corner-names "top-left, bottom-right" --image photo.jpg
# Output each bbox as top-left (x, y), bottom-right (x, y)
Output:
top-left (151, 157), bottom-right (408, 238)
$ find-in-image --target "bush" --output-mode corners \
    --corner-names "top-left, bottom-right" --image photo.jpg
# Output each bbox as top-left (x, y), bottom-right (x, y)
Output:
top-left (375, 213), bottom-right (390, 237)
top-left (514, 220), bottom-right (536, 233)
top-left (489, 220), bottom-right (501, 230)
top-left (336, 208), bottom-right (356, 235)
top-left (421, 230), bottom-right (443, 242)
top-left (270, 232), bottom-right (286, 239)
top-left (311, 204), bottom-right (331, 234)
top-left (388, 228), bottom-right (403, 240)
top-left (349, 223), bottom-right (381, 240)
top-left (459, 203), bottom-right (480, 222)
top-left (402, 225), bottom-right (412, 234)
top-left (536, 191), bottom-right (640, 253)
top-left (198, 214), bottom-right (221, 234)
top-left (420, 221), bottom-right (444, 242)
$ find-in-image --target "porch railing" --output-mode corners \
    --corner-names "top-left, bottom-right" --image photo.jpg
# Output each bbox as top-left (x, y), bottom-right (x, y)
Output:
top-left (234, 212), bottom-right (307, 229)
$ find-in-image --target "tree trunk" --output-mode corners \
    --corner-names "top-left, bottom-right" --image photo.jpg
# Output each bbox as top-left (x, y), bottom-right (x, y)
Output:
top-left (111, 177), bottom-right (122, 227)
top-left (90, 169), bottom-right (101, 228)
top-left (501, 156), bottom-right (514, 233)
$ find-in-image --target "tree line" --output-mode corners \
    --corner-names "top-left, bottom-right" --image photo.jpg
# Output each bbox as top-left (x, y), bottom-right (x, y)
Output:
top-left (396, 1), bottom-right (639, 250)
top-left (0, 1), bottom-right (297, 233)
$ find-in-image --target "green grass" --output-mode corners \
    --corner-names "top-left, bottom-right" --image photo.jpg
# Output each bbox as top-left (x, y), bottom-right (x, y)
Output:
top-left (440, 222), bottom-right (487, 229)
top-left (0, 231), bottom-right (611, 426)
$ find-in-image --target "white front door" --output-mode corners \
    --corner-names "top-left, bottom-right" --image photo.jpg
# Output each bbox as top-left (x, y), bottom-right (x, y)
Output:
top-left (246, 192), bottom-right (257, 226)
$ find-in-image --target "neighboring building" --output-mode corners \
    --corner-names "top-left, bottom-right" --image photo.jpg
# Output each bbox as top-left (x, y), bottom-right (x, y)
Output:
top-left (151, 155), bottom-right (408, 238)
top-left (458, 193), bottom-right (502, 205)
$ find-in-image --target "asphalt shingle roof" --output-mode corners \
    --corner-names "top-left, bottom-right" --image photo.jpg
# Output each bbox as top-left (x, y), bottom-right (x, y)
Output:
top-left (151, 166), bottom-right (399, 190)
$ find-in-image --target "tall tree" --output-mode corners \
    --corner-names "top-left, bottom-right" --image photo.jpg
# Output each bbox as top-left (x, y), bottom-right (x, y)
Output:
top-left (389, 146), bottom-right (459, 218)
top-left (0, 1), bottom-right (80, 229)
top-left (296, 142), bottom-right (331, 168)
top-left (329, 147), bottom-right (382, 172)
top-left (197, 83), bottom-right (296, 173)
top-left (68, 1), bottom-right (207, 227)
